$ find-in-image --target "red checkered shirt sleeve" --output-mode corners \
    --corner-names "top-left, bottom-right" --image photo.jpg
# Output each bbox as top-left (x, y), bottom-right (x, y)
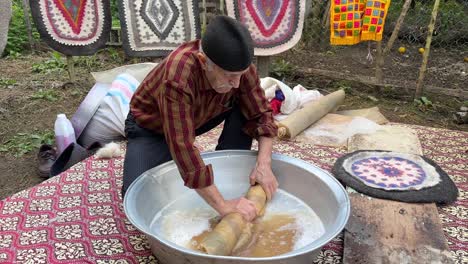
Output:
top-left (238, 65), bottom-right (278, 138)
top-left (156, 80), bottom-right (214, 189)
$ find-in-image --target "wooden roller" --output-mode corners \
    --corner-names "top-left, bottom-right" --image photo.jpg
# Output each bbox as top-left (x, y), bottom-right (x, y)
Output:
top-left (277, 89), bottom-right (345, 139)
top-left (198, 185), bottom-right (267, 256)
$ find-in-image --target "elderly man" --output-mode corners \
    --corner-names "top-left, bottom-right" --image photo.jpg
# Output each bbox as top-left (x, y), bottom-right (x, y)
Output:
top-left (123, 16), bottom-right (278, 221)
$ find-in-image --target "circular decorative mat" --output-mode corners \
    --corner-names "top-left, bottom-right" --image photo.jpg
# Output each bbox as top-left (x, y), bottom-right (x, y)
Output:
top-left (343, 152), bottom-right (440, 191)
top-left (332, 150), bottom-right (458, 204)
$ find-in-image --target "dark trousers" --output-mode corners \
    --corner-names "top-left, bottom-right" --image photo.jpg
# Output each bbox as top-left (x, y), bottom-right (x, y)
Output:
top-left (122, 104), bottom-right (252, 197)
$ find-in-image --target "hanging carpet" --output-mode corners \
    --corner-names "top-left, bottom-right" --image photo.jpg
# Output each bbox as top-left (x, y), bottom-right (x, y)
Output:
top-left (30, 0), bottom-right (111, 56)
top-left (118, 0), bottom-right (201, 57)
top-left (226, 0), bottom-right (306, 56)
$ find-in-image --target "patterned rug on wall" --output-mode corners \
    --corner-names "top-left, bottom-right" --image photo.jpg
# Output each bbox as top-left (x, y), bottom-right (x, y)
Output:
top-left (226, 0), bottom-right (306, 56)
top-left (118, 0), bottom-right (201, 57)
top-left (30, 0), bottom-right (112, 56)
top-left (0, 124), bottom-right (466, 263)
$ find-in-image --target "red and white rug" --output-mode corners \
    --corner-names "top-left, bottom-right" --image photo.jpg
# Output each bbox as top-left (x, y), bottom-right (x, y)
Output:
top-left (0, 124), bottom-right (466, 263)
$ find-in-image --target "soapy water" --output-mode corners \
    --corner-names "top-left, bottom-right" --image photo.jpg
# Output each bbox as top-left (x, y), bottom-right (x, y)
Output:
top-left (150, 189), bottom-right (325, 253)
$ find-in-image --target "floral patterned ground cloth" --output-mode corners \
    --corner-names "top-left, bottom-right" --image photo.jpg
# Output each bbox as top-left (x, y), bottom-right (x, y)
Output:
top-left (0, 124), bottom-right (466, 263)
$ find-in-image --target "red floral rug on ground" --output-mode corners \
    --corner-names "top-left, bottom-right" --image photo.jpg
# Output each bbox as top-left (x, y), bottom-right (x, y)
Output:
top-left (0, 124), bottom-right (466, 263)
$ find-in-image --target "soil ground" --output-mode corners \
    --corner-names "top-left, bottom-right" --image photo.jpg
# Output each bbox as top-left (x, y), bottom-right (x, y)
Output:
top-left (0, 47), bottom-right (466, 199)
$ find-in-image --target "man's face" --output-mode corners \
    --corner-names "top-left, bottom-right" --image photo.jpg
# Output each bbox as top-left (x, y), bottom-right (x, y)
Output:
top-left (199, 53), bottom-right (248, 93)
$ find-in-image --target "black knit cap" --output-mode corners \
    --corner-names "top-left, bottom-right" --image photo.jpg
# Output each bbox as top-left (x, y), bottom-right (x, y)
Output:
top-left (202, 16), bottom-right (254, 72)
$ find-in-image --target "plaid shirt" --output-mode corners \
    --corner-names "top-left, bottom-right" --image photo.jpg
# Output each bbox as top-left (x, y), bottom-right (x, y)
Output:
top-left (130, 40), bottom-right (277, 189)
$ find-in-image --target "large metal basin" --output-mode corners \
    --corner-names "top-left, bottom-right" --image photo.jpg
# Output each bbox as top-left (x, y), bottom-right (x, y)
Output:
top-left (124, 150), bottom-right (350, 264)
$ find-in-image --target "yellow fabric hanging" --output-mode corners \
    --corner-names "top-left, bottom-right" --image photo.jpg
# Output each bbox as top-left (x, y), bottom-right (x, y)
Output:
top-left (330, 0), bottom-right (391, 45)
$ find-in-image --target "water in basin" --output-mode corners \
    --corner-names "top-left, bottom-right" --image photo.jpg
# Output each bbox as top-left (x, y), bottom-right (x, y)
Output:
top-left (150, 189), bottom-right (325, 257)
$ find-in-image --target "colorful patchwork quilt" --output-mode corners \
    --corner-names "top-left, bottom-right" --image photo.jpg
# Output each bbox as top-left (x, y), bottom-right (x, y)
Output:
top-left (330, 0), bottom-right (391, 45)
top-left (30, 0), bottom-right (112, 56)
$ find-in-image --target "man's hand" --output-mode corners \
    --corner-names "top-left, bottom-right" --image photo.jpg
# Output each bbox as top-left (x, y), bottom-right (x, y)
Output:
top-left (219, 197), bottom-right (257, 221)
top-left (195, 185), bottom-right (257, 221)
top-left (249, 162), bottom-right (278, 201)
top-left (250, 136), bottom-right (278, 201)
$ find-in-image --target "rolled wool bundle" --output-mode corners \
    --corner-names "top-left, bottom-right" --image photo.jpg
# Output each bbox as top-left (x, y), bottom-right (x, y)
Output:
top-left (277, 89), bottom-right (345, 139)
top-left (198, 185), bottom-right (267, 256)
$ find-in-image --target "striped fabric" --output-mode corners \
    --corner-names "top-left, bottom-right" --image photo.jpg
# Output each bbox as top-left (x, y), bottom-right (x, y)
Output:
top-left (130, 40), bottom-right (277, 189)
top-left (106, 73), bottom-right (140, 120)
top-left (107, 73), bottom-right (140, 105)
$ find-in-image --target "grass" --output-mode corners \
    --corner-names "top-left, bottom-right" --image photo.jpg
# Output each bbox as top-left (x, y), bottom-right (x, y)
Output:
top-left (31, 52), bottom-right (66, 74)
top-left (0, 78), bottom-right (17, 86)
top-left (270, 59), bottom-right (297, 80)
top-left (0, 130), bottom-right (55, 157)
top-left (30, 89), bottom-right (60, 102)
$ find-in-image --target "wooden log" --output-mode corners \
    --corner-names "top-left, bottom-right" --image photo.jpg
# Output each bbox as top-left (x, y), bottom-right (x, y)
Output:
top-left (415, 0), bottom-right (441, 99)
top-left (298, 67), bottom-right (468, 99)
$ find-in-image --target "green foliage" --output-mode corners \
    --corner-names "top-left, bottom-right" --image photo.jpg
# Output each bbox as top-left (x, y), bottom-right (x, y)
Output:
top-left (414, 96), bottom-right (433, 112)
top-left (110, 0), bottom-right (121, 27)
top-left (0, 78), bottom-right (17, 86)
top-left (334, 80), bottom-right (352, 92)
top-left (270, 59), bottom-right (296, 80)
top-left (0, 130), bottom-right (54, 157)
top-left (106, 47), bottom-right (123, 63)
top-left (74, 55), bottom-right (101, 69)
top-left (32, 52), bottom-right (66, 73)
top-left (30, 89), bottom-right (60, 102)
top-left (4, 1), bottom-right (39, 56)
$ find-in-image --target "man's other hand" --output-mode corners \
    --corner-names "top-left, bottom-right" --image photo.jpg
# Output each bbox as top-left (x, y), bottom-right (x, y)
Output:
top-left (249, 162), bottom-right (278, 201)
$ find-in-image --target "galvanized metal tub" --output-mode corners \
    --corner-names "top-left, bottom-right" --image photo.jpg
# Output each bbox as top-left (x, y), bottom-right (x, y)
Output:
top-left (124, 150), bottom-right (350, 264)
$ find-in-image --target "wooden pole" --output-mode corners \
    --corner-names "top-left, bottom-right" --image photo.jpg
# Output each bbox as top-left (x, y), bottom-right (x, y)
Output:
top-left (219, 0), bottom-right (224, 15)
top-left (322, 0), bottom-right (331, 27)
top-left (256, 56), bottom-right (271, 78)
top-left (202, 0), bottom-right (207, 34)
top-left (375, 41), bottom-right (384, 89)
top-left (321, 1), bottom-right (331, 46)
top-left (415, 0), bottom-right (440, 99)
top-left (66, 55), bottom-right (75, 82)
top-left (21, 0), bottom-right (34, 51)
top-left (384, 0), bottom-right (413, 54)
